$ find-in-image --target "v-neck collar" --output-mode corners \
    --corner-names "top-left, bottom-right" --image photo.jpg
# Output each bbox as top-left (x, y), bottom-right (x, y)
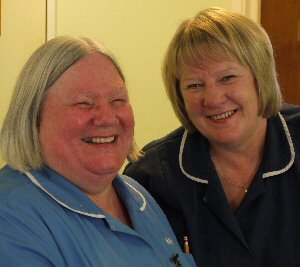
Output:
top-left (179, 112), bottom-right (294, 184)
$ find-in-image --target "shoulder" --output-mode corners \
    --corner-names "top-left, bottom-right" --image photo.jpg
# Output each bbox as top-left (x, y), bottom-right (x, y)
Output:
top-left (279, 104), bottom-right (300, 133)
top-left (0, 166), bottom-right (32, 203)
top-left (142, 127), bottom-right (185, 152)
top-left (0, 166), bottom-right (46, 229)
top-left (276, 104), bottom-right (300, 152)
top-left (118, 174), bottom-right (169, 218)
top-left (280, 104), bottom-right (300, 122)
top-left (0, 166), bottom-right (53, 215)
top-left (119, 174), bottom-right (155, 201)
top-left (0, 167), bottom-right (66, 266)
top-left (124, 127), bottom-right (184, 176)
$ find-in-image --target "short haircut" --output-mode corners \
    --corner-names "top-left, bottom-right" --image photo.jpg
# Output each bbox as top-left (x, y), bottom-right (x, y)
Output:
top-left (162, 7), bottom-right (282, 132)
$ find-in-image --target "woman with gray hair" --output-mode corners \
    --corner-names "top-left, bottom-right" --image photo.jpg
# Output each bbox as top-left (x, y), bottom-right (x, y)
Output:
top-left (0, 36), bottom-right (196, 267)
top-left (124, 7), bottom-right (300, 266)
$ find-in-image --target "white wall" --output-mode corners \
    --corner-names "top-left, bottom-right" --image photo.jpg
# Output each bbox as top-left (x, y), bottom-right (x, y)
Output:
top-left (1, 0), bottom-right (256, 167)
top-left (55, 0), bottom-right (232, 149)
top-left (0, 0), bottom-right (46, 167)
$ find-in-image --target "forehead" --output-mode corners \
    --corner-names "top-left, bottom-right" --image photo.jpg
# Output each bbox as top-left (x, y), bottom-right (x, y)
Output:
top-left (179, 42), bottom-right (234, 64)
top-left (180, 58), bottom-right (246, 76)
top-left (66, 53), bottom-right (121, 79)
top-left (47, 53), bottom-right (125, 97)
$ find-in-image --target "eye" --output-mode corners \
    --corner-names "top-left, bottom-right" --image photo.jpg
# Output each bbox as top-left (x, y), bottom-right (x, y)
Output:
top-left (113, 99), bottom-right (125, 103)
top-left (77, 102), bottom-right (93, 109)
top-left (111, 97), bottom-right (128, 105)
top-left (221, 75), bottom-right (236, 83)
top-left (186, 83), bottom-right (204, 90)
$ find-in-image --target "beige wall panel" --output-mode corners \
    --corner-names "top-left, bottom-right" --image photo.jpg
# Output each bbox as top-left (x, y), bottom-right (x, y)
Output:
top-left (0, 0), bottom-right (46, 167)
top-left (56, 0), bottom-right (232, 149)
top-left (0, 0), bottom-right (234, 168)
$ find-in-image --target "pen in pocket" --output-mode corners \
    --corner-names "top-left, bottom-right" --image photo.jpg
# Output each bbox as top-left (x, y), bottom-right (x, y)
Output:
top-left (183, 236), bottom-right (190, 254)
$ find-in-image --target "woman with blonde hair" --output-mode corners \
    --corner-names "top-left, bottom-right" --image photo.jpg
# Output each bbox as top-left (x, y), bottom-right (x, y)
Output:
top-left (125, 7), bottom-right (300, 266)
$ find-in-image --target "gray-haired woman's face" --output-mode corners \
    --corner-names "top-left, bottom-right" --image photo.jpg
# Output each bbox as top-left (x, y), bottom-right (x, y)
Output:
top-left (39, 52), bottom-right (134, 194)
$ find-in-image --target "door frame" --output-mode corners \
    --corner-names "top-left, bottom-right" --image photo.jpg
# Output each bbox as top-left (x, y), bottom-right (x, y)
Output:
top-left (232, 0), bottom-right (261, 23)
top-left (46, 0), bottom-right (56, 41)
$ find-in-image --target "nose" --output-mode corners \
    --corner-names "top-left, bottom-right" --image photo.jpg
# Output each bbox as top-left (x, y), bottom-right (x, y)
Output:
top-left (92, 104), bottom-right (119, 127)
top-left (202, 83), bottom-right (226, 107)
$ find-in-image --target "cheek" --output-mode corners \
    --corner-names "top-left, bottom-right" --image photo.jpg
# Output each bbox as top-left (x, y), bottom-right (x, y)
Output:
top-left (120, 106), bottom-right (135, 130)
top-left (42, 110), bottom-right (88, 142)
top-left (183, 94), bottom-right (201, 114)
top-left (68, 113), bottom-right (90, 130)
top-left (118, 108), bottom-right (134, 154)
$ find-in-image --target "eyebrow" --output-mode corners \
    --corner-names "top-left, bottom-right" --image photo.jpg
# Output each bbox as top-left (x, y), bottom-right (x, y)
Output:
top-left (74, 87), bottom-right (128, 99)
top-left (77, 91), bottom-right (96, 98)
top-left (182, 66), bottom-right (241, 78)
top-left (110, 87), bottom-right (128, 97)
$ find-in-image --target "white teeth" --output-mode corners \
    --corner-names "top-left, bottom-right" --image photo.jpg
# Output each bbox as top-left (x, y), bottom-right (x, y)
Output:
top-left (211, 110), bottom-right (235, 120)
top-left (83, 136), bottom-right (115, 144)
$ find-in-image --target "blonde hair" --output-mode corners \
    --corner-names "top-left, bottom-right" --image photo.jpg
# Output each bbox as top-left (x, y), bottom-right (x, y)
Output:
top-left (0, 36), bottom-right (139, 171)
top-left (163, 7), bottom-right (282, 132)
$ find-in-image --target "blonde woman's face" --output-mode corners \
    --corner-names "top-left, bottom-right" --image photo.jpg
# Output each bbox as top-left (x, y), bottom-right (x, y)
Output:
top-left (39, 53), bottom-right (134, 194)
top-left (179, 59), bottom-right (267, 150)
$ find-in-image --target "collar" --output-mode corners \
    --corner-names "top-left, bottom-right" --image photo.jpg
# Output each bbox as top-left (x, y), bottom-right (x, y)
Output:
top-left (179, 112), bottom-right (295, 184)
top-left (24, 166), bottom-right (147, 218)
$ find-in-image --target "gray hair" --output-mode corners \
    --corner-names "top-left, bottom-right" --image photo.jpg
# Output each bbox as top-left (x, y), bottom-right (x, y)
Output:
top-left (0, 36), bottom-right (139, 171)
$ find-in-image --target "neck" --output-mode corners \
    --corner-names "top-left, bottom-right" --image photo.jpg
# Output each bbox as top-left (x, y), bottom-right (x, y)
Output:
top-left (210, 152), bottom-right (249, 193)
top-left (209, 122), bottom-right (267, 212)
top-left (86, 185), bottom-right (132, 227)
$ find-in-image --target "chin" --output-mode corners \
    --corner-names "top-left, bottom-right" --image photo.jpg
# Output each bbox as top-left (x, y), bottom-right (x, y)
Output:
top-left (88, 163), bottom-right (122, 176)
top-left (80, 155), bottom-right (125, 175)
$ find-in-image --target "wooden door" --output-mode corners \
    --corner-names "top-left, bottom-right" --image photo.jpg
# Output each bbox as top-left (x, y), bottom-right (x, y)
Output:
top-left (261, 0), bottom-right (300, 104)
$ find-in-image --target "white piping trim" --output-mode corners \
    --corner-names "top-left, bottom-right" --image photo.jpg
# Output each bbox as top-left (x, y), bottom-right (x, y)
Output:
top-left (262, 113), bottom-right (295, 178)
top-left (179, 129), bottom-right (208, 184)
top-left (179, 112), bottom-right (294, 182)
top-left (123, 180), bottom-right (146, 211)
top-left (24, 171), bottom-right (105, 219)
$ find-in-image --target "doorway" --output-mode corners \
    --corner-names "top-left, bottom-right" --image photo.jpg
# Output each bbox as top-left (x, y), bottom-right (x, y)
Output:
top-left (261, 0), bottom-right (300, 104)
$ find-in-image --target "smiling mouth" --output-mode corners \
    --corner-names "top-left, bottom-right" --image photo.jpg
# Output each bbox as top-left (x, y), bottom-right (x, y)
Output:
top-left (209, 109), bottom-right (237, 121)
top-left (82, 136), bottom-right (115, 144)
